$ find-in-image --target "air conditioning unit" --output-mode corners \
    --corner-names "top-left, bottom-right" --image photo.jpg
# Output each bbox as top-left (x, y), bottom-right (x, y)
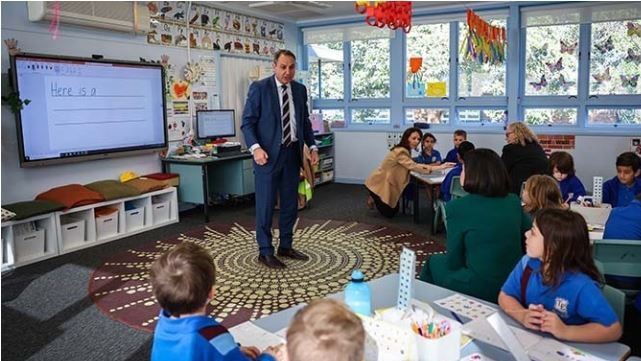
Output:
top-left (28, 1), bottom-right (150, 34)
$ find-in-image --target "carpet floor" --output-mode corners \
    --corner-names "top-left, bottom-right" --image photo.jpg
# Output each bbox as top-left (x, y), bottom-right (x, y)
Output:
top-left (89, 217), bottom-right (445, 333)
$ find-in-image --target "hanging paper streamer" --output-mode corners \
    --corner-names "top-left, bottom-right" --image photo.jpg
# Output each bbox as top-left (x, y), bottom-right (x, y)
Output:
top-left (461, 9), bottom-right (506, 65)
top-left (355, 1), bottom-right (412, 34)
top-left (48, 0), bottom-right (60, 40)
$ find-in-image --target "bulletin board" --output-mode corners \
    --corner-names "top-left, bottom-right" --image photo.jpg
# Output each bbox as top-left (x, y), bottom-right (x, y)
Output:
top-left (146, 1), bottom-right (285, 59)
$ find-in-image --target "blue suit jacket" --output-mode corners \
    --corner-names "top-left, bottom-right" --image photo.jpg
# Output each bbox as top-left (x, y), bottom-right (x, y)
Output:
top-left (241, 75), bottom-right (315, 174)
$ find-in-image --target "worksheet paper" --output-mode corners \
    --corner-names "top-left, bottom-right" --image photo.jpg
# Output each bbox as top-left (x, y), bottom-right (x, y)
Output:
top-left (228, 321), bottom-right (284, 351)
top-left (462, 316), bottom-right (608, 361)
top-left (434, 293), bottom-right (496, 320)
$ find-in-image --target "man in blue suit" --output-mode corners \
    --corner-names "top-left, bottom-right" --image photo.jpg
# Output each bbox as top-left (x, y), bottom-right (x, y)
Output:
top-left (241, 50), bottom-right (319, 269)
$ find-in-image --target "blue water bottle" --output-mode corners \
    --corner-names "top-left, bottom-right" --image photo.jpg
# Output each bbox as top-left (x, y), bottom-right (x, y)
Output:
top-left (344, 269), bottom-right (372, 316)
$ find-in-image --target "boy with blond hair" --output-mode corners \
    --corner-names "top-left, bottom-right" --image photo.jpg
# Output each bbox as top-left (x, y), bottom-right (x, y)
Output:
top-left (286, 299), bottom-right (365, 361)
top-left (443, 129), bottom-right (467, 165)
top-left (150, 242), bottom-right (277, 361)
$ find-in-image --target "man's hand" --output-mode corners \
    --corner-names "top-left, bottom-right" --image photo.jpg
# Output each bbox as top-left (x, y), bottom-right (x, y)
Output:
top-left (310, 149), bottom-right (319, 166)
top-left (254, 148), bottom-right (269, 166)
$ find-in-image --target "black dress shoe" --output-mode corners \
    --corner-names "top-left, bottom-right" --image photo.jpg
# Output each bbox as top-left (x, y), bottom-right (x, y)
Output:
top-left (258, 254), bottom-right (286, 269)
top-left (277, 248), bottom-right (310, 261)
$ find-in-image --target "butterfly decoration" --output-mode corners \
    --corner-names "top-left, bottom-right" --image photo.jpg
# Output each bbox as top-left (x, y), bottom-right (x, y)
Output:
top-left (558, 74), bottom-right (576, 91)
top-left (624, 48), bottom-right (641, 65)
top-left (560, 40), bottom-right (577, 55)
top-left (595, 36), bottom-right (614, 54)
top-left (620, 74), bottom-right (640, 88)
top-left (546, 57), bottom-right (564, 72)
top-left (529, 75), bottom-right (548, 90)
top-left (592, 67), bottom-right (611, 83)
top-left (533, 43), bottom-right (549, 58)
top-left (627, 22), bottom-right (641, 37)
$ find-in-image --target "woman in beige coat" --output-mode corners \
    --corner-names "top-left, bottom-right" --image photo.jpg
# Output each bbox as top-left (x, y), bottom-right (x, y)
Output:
top-left (365, 127), bottom-right (454, 218)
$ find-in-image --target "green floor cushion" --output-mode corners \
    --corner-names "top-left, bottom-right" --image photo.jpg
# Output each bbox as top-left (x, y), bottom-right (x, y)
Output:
top-left (36, 184), bottom-right (105, 210)
top-left (85, 180), bottom-right (141, 200)
top-left (2, 200), bottom-right (65, 220)
top-left (124, 178), bottom-right (166, 193)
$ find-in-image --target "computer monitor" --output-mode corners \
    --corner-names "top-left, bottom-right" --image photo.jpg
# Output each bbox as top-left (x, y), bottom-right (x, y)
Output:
top-left (195, 109), bottom-right (236, 141)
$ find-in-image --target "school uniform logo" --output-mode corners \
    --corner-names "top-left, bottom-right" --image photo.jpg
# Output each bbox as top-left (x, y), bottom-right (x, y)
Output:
top-left (554, 297), bottom-right (569, 318)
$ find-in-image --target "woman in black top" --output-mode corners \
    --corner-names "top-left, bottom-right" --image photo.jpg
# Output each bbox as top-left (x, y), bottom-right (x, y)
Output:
top-left (501, 122), bottom-right (549, 195)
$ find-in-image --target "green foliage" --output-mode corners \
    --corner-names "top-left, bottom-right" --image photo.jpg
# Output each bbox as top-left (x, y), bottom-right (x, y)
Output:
top-left (1, 91), bottom-right (31, 115)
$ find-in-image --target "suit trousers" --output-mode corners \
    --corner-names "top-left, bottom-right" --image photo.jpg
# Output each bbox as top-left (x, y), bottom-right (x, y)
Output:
top-left (254, 143), bottom-right (301, 256)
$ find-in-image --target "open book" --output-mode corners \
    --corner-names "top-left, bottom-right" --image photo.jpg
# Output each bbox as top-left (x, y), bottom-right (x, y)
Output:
top-left (462, 313), bottom-right (607, 361)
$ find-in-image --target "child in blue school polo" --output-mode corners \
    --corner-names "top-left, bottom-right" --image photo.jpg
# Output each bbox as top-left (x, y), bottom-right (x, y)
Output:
top-left (548, 151), bottom-right (586, 204)
top-left (414, 132), bottom-right (442, 166)
top-left (443, 129), bottom-right (467, 165)
top-left (150, 242), bottom-right (278, 361)
top-left (498, 208), bottom-right (622, 343)
top-left (440, 141), bottom-right (475, 202)
top-left (603, 152), bottom-right (641, 207)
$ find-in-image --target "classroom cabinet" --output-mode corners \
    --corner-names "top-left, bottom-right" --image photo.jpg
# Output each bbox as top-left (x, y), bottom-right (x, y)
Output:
top-left (314, 132), bottom-right (334, 185)
top-left (2, 187), bottom-right (178, 270)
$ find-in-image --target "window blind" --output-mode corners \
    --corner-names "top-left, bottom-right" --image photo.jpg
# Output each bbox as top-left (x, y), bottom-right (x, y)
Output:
top-left (521, 2), bottom-right (641, 27)
top-left (302, 24), bottom-right (395, 45)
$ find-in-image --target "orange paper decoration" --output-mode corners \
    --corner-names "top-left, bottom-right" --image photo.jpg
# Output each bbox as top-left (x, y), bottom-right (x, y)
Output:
top-left (409, 57), bottom-right (422, 73)
top-left (355, 1), bottom-right (412, 33)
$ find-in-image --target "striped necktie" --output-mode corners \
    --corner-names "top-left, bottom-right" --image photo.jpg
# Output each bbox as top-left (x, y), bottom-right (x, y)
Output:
top-left (281, 84), bottom-right (292, 146)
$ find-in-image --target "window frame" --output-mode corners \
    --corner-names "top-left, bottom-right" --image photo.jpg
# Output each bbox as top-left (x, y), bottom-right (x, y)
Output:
top-left (302, 2), bottom-right (641, 134)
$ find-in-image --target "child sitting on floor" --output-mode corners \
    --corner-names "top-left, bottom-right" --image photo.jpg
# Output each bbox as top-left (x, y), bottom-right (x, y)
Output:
top-left (285, 298), bottom-right (365, 361)
top-left (150, 242), bottom-right (277, 361)
top-left (548, 151), bottom-right (586, 204)
top-left (498, 208), bottom-right (622, 343)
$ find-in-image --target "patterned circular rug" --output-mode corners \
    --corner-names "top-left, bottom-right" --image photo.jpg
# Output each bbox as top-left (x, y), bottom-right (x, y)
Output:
top-left (89, 218), bottom-right (445, 332)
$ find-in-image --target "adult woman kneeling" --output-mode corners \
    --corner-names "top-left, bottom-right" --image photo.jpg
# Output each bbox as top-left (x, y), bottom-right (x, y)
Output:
top-left (365, 127), bottom-right (453, 218)
top-left (420, 149), bottom-right (531, 303)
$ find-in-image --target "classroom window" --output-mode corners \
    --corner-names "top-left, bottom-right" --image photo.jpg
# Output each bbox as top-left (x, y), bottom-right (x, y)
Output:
top-left (351, 38), bottom-right (390, 99)
top-left (524, 25), bottom-right (579, 96)
top-left (405, 23), bottom-right (449, 98)
top-left (457, 109), bottom-right (507, 124)
top-left (351, 108), bottom-right (390, 125)
top-left (458, 20), bottom-right (507, 97)
top-left (405, 108), bottom-right (450, 125)
top-left (317, 108), bottom-right (345, 122)
top-left (587, 108), bottom-right (641, 125)
top-left (307, 42), bottom-right (344, 100)
top-left (524, 108), bottom-right (577, 125)
top-left (590, 21), bottom-right (641, 95)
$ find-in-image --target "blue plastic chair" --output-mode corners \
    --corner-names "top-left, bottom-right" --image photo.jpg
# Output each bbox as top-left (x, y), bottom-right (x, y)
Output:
top-left (593, 239), bottom-right (641, 299)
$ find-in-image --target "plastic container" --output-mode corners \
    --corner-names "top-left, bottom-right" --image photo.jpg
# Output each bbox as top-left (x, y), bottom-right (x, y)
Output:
top-left (61, 218), bottom-right (86, 247)
top-left (14, 228), bottom-right (45, 261)
top-left (344, 269), bottom-right (372, 316)
top-left (125, 208), bottom-right (145, 232)
top-left (414, 315), bottom-right (461, 361)
top-left (96, 212), bottom-right (119, 239)
top-left (152, 201), bottom-right (170, 224)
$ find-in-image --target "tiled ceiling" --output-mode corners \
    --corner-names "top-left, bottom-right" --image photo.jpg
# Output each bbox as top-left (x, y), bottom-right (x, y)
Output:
top-left (214, 1), bottom-right (481, 23)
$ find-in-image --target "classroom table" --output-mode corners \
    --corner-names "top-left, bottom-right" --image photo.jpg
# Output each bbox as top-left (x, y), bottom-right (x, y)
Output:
top-left (161, 153), bottom-right (253, 222)
top-left (252, 273), bottom-right (630, 361)
top-left (410, 169), bottom-right (449, 234)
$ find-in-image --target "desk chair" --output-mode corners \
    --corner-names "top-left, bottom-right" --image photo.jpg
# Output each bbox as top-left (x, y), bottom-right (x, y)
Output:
top-left (596, 260), bottom-right (627, 327)
top-left (593, 239), bottom-right (641, 300)
top-left (450, 176), bottom-right (468, 200)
